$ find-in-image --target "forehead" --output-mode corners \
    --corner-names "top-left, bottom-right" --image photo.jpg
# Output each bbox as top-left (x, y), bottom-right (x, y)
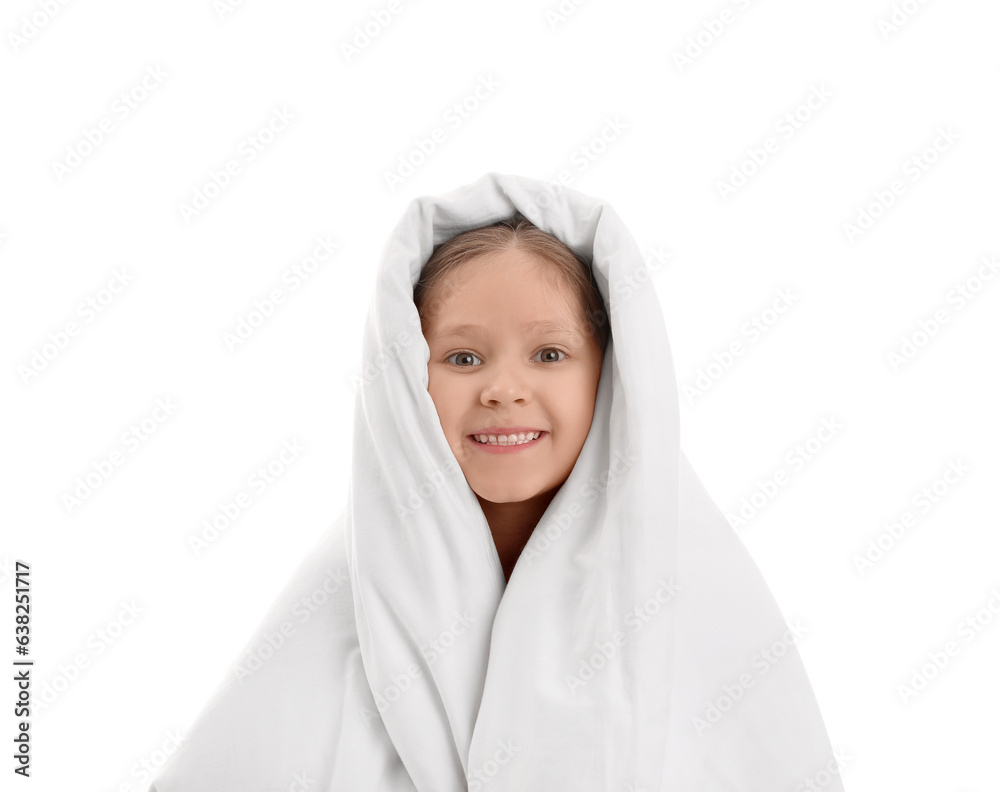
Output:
top-left (424, 257), bottom-right (587, 341)
top-left (432, 318), bottom-right (580, 341)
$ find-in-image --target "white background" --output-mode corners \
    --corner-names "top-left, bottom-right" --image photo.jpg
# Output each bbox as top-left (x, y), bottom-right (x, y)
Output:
top-left (2, 0), bottom-right (998, 790)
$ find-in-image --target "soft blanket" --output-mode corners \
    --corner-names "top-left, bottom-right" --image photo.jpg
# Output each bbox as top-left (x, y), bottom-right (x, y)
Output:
top-left (150, 172), bottom-right (845, 791)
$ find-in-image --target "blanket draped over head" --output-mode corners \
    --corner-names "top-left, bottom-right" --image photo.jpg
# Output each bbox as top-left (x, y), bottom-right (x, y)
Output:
top-left (150, 172), bottom-right (844, 792)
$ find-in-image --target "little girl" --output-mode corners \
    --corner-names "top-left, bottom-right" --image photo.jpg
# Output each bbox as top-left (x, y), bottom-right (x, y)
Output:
top-left (415, 213), bottom-right (607, 583)
top-left (150, 172), bottom-right (845, 792)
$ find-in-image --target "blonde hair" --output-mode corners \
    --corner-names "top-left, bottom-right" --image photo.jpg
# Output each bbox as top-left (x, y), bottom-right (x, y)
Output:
top-left (413, 213), bottom-right (610, 355)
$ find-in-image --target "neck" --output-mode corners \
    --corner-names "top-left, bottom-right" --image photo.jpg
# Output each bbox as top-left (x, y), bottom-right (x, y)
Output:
top-left (477, 487), bottom-right (559, 584)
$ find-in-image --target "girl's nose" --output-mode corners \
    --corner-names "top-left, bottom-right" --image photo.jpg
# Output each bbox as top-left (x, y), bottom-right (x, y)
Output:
top-left (479, 362), bottom-right (531, 405)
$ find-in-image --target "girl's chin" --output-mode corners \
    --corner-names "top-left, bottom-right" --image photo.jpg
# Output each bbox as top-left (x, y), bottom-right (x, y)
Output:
top-left (471, 475), bottom-right (548, 498)
top-left (472, 487), bottom-right (532, 504)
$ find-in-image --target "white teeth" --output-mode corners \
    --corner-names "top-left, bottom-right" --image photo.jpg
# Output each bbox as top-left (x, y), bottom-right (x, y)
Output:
top-left (474, 431), bottom-right (541, 446)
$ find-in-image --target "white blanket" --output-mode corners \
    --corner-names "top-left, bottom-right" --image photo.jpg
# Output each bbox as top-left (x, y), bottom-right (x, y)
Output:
top-left (150, 172), bottom-right (845, 791)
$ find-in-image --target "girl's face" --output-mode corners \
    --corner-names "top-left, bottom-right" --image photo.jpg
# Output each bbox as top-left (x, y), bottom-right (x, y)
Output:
top-left (423, 249), bottom-right (604, 504)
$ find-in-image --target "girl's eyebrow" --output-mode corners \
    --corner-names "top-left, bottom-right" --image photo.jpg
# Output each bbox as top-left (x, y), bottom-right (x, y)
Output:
top-left (433, 319), bottom-right (578, 340)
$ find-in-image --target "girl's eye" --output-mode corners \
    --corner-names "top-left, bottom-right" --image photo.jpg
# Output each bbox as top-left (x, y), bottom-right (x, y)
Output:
top-left (446, 351), bottom-right (483, 367)
top-left (444, 348), bottom-right (567, 367)
top-left (534, 347), bottom-right (567, 363)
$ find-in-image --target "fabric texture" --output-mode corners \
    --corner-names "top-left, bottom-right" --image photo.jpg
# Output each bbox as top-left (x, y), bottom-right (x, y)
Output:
top-left (150, 171), bottom-right (845, 791)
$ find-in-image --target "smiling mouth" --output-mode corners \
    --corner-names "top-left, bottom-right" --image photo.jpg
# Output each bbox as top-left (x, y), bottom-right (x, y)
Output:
top-left (470, 431), bottom-right (546, 446)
